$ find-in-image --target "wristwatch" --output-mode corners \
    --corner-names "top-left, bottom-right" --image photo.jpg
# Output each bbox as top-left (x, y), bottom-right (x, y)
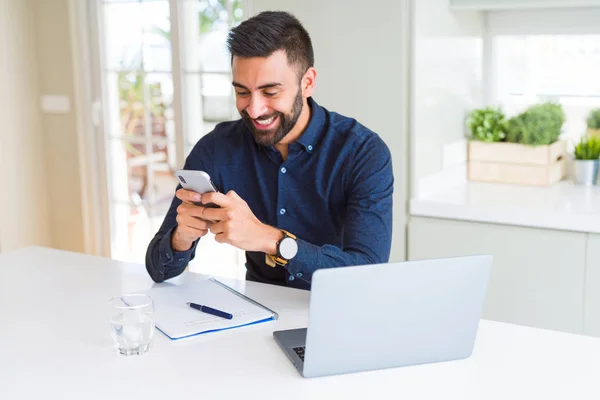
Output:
top-left (265, 230), bottom-right (298, 267)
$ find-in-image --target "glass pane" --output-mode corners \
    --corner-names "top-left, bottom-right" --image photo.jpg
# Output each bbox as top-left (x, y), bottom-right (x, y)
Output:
top-left (106, 71), bottom-right (148, 138)
top-left (201, 72), bottom-right (235, 121)
top-left (145, 147), bottom-right (179, 211)
top-left (142, 1), bottom-right (171, 71)
top-left (183, 73), bottom-right (233, 147)
top-left (108, 139), bottom-right (148, 204)
top-left (145, 73), bottom-right (174, 140)
top-left (181, 0), bottom-right (244, 72)
top-left (110, 203), bottom-right (152, 264)
top-left (183, 73), bottom-right (203, 146)
top-left (494, 35), bottom-right (600, 140)
top-left (104, 3), bottom-right (143, 70)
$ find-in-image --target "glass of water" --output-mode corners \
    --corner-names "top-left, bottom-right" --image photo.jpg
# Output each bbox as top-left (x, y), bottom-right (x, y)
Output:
top-left (108, 294), bottom-right (155, 356)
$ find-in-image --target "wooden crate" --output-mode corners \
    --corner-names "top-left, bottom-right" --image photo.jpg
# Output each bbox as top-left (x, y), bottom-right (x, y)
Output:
top-left (467, 140), bottom-right (567, 186)
top-left (588, 128), bottom-right (600, 138)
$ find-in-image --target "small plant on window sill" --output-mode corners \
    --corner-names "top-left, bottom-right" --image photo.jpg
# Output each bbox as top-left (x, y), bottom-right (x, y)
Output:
top-left (574, 136), bottom-right (600, 161)
top-left (573, 135), bottom-right (600, 186)
top-left (466, 107), bottom-right (507, 143)
top-left (587, 108), bottom-right (600, 138)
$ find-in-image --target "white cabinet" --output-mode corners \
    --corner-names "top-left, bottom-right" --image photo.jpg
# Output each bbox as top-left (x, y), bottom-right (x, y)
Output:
top-left (585, 234), bottom-right (600, 337)
top-left (408, 216), bottom-right (587, 334)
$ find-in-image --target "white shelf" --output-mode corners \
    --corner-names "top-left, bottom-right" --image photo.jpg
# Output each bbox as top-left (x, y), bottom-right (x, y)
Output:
top-left (410, 180), bottom-right (600, 234)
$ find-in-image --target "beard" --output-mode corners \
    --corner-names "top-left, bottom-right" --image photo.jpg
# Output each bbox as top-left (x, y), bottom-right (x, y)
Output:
top-left (241, 89), bottom-right (304, 147)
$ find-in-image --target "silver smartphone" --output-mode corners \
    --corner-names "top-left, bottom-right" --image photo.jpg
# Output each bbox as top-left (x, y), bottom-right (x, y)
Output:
top-left (174, 169), bottom-right (219, 207)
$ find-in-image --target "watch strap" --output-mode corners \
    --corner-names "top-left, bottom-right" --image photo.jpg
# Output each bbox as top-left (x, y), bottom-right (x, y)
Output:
top-left (265, 230), bottom-right (297, 267)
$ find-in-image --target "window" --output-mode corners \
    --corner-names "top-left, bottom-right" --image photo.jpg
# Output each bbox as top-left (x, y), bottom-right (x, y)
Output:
top-left (99, 0), bottom-right (246, 279)
top-left (487, 8), bottom-right (600, 142)
top-left (492, 34), bottom-right (600, 140)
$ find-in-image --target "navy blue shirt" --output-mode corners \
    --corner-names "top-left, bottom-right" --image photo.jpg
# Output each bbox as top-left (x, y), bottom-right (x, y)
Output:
top-left (145, 98), bottom-right (394, 290)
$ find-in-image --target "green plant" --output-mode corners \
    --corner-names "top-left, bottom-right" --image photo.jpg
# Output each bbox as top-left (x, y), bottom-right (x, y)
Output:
top-left (587, 108), bottom-right (600, 130)
top-left (467, 107), bottom-right (507, 143)
top-left (574, 136), bottom-right (600, 160)
top-left (506, 102), bottom-right (565, 146)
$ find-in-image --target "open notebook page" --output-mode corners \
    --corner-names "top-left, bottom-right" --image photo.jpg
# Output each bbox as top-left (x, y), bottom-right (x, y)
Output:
top-left (139, 279), bottom-right (276, 340)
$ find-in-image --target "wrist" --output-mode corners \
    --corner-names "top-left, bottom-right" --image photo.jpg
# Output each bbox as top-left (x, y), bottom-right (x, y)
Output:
top-left (260, 225), bottom-right (284, 255)
top-left (171, 228), bottom-right (193, 252)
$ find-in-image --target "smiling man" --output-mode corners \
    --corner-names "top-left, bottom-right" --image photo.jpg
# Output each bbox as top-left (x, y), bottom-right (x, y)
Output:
top-left (145, 11), bottom-right (394, 289)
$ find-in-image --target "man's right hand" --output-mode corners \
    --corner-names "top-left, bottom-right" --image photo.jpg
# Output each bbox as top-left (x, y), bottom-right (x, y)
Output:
top-left (171, 189), bottom-right (212, 252)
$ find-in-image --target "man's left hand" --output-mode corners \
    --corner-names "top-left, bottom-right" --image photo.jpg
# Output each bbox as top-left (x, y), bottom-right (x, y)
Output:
top-left (201, 190), bottom-right (282, 254)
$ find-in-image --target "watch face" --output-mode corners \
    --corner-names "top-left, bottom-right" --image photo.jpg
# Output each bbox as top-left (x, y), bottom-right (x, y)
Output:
top-left (279, 237), bottom-right (298, 260)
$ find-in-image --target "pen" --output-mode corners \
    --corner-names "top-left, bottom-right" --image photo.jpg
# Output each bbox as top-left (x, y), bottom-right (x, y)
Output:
top-left (187, 302), bottom-right (233, 320)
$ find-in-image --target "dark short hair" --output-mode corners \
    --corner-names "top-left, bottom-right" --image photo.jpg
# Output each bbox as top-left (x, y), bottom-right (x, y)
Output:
top-left (226, 11), bottom-right (314, 78)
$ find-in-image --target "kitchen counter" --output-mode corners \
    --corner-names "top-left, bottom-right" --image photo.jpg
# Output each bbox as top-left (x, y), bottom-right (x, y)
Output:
top-left (410, 180), bottom-right (600, 234)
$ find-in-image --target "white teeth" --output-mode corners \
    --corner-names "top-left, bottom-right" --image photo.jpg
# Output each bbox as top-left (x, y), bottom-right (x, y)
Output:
top-left (256, 116), bottom-right (275, 125)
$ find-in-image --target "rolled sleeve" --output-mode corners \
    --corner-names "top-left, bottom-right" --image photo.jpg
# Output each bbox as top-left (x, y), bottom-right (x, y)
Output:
top-left (158, 226), bottom-right (198, 267)
top-left (146, 226), bottom-right (199, 283)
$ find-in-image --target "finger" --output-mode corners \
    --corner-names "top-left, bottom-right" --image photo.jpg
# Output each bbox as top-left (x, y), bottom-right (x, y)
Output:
top-left (214, 231), bottom-right (231, 244)
top-left (200, 192), bottom-right (232, 208)
top-left (177, 214), bottom-right (212, 231)
top-left (209, 221), bottom-right (225, 235)
top-left (202, 207), bottom-right (231, 222)
top-left (176, 223), bottom-right (208, 240)
top-left (176, 188), bottom-right (202, 204)
top-left (177, 203), bottom-right (213, 221)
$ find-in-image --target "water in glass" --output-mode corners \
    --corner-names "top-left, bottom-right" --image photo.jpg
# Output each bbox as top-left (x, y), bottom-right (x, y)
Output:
top-left (109, 294), bottom-right (155, 355)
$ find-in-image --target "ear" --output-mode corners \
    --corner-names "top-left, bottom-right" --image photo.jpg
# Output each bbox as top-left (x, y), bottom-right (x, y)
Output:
top-left (301, 67), bottom-right (317, 98)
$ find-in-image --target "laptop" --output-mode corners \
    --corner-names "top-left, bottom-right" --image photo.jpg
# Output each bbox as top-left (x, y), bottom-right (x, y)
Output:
top-left (273, 255), bottom-right (492, 378)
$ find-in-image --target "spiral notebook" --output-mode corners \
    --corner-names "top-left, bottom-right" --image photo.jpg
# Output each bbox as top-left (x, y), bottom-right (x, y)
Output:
top-left (139, 278), bottom-right (278, 340)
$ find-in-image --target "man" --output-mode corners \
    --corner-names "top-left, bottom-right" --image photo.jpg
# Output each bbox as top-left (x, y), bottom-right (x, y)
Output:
top-left (145, 11), bottom-right (393, 290)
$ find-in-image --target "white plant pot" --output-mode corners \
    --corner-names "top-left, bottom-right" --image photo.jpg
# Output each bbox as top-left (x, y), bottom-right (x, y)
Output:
top-left (573, 159), bottom-right (599, 186)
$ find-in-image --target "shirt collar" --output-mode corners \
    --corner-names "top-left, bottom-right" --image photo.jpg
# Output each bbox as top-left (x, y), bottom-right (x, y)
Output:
top-left (296, 97), bottom-right (326, 153)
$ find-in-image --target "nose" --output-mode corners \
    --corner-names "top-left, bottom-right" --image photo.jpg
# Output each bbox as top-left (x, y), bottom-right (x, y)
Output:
top-left (245, 95), bottom-right (269, 119)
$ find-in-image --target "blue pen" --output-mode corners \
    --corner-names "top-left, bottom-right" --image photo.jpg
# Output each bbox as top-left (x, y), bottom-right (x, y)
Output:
top-left (187, 302), bottom-right (233, 320)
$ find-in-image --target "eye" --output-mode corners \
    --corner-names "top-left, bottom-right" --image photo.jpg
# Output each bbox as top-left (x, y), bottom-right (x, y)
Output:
top-left (264, 91), bottom-right (278, 97)
top-left (236, 91), bottom-right (250, 97)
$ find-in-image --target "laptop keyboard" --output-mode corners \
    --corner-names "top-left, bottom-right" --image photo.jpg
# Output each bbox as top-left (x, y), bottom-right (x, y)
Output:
top-left (293, 346), bottom-right (306, 361)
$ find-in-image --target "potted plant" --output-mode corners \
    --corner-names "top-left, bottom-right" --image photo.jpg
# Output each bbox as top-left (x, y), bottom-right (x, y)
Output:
top-left (467, 106), bottom-right (507, 143)
top-left (467, 102), bottom-right (567, 186)
top-left (573, 136), bottom-right (600, 186)
top-left (587, 108), bottom-right (600, 138)
top-left (506, 102), bottom-right (564, 146)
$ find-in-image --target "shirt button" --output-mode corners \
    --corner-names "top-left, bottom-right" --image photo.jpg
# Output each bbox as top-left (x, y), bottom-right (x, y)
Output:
top-left (296, 273), bottom-right (303, 278)
top-left (307, 145), bottom-right (313, 151)
top-left (280, 167), bottom-right (287, 174)
top-left (178, 258), bottom-right (184, 262)
top-left (280, 208), bottom-right (286, 215)
top-left (289, 275), bottom-right (295, 281)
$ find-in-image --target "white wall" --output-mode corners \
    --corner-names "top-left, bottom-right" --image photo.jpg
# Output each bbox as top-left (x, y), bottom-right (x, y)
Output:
top-left (0, 0), bottom-right (52, 252)
top-left (411, 0), bottom-right (484, 195)
top-left (252, 0), bottom-right (410, 261)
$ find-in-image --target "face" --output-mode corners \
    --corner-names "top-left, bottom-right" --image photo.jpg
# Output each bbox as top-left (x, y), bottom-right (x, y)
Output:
top-left (232, 50), bottom-right (308, 146)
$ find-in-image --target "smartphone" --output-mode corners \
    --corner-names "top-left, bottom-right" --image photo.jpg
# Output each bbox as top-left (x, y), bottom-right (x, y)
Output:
top-left (174, 169), bottom-right (219, 207)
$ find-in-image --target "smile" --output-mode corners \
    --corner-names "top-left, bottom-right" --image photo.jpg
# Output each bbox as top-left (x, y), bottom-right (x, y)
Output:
top-left (252, 115), bottom-right (278, 130)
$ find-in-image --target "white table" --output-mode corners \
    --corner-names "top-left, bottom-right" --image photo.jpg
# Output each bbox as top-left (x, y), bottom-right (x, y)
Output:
top-left (1, 247), bottom-right (600, 399)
